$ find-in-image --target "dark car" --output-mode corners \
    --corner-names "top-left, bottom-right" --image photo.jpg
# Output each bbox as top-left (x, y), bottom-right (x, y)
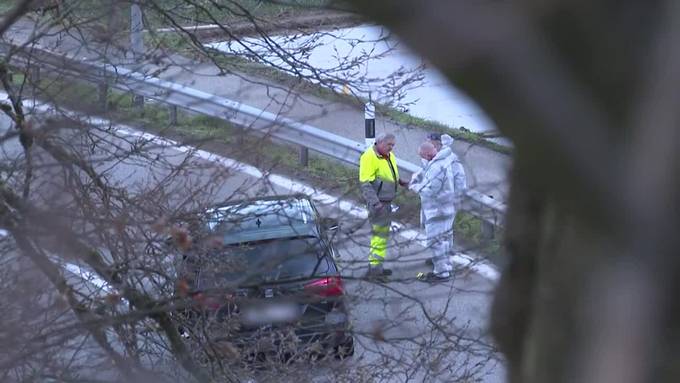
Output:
top-left (176, 195), bottom-right (353, 361)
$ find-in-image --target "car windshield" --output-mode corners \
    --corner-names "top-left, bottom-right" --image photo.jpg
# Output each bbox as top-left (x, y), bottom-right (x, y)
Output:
top-left (196, 236), bottom-right (331, 289)
top-left (206, 199), bottom-right (319, 245)
top-left (208, 199), bottom-right (313, 232)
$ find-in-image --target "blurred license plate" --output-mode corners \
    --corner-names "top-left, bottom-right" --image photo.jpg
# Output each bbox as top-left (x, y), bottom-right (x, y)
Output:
top-left (241, 302), bottom-right (300, 326)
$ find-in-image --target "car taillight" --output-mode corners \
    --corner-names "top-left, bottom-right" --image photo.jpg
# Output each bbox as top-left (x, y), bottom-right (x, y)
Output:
top-left (191, 292), bottom-right (220, 310)
top-left (304, 276), bottom-right (344, 297)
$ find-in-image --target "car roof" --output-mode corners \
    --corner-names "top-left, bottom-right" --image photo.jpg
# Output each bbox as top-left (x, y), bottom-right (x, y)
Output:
top-left (206, 195), bottom-right (320, 244)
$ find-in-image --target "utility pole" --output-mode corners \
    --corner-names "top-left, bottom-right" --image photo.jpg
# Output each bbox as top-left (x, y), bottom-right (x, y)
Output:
top-left (130, 2), bottom-right (145, 108)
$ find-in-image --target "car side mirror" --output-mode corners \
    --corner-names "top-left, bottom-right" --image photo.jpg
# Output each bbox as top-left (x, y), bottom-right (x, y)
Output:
top-left (321, 217), bottom-right (340, 233)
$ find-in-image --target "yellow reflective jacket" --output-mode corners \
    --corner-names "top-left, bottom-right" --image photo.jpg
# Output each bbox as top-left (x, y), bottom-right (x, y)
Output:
top-left (359, 146), bottom-right (399, 204)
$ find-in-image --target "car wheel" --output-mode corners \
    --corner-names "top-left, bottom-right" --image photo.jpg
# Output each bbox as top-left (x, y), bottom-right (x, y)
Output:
top-left (334, 336), bottom-right (354, 359)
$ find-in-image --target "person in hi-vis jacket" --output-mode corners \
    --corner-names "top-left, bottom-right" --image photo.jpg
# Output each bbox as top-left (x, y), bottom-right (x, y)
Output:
top-left (359, 133), bottom-right (409, 280)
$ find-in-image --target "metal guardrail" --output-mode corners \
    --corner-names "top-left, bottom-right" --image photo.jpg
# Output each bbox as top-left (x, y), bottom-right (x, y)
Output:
top-left (0, 42), bottom-right (506, 227)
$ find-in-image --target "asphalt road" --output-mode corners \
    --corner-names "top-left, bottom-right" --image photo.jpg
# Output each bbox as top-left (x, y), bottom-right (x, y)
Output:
top-left (0, 102), bottom-right (504, 382)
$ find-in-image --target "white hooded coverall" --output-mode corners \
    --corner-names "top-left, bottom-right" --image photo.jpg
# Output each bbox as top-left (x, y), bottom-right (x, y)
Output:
top-left (410, 135), bottom-right (467, 276)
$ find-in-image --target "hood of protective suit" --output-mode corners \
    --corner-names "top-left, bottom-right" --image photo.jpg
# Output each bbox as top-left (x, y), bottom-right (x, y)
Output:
top-left (441, 134), bottom-right (454, 148)
top-left (430, 134), bottom-right (454, 163)
top-left (432, 145), bottom-right (453, 164)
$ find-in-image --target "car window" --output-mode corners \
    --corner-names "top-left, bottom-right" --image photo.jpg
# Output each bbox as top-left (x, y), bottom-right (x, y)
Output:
top-left (207, 199), bottom-right (315, 234)
top-left (196, 237), bottom-right (331, 288)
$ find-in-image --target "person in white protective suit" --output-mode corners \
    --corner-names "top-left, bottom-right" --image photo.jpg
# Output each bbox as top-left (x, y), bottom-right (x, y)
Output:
top-left (409, 134), bottom-right (467, 282)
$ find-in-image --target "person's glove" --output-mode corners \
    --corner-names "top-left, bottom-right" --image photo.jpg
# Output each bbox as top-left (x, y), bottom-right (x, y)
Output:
top-left (409, 173), bottom-right (423, 192)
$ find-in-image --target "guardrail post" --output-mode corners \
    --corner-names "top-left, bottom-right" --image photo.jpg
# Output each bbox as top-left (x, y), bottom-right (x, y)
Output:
top-left (481, 220), bottom-right (495, 242)
top-left (169, 105), bottom-right (178, 125)
top-left (98, 69), bottom-right (108, 112)
top-left (98, 83), bottom-right (108, 111)
top-left (30, 66), bottom-right (40, 83)
top-left (299, 146), bottom-right (309, 167)
top-left (132, 93), bottom-right (144, 109)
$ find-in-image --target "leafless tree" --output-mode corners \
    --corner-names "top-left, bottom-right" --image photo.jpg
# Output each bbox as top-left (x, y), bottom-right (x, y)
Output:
top-left (0, 1), bottom-right (501, 382)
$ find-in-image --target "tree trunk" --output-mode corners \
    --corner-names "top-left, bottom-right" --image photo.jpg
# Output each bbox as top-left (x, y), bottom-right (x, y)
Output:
top-left (347, 1), bottom-right (680, 381)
